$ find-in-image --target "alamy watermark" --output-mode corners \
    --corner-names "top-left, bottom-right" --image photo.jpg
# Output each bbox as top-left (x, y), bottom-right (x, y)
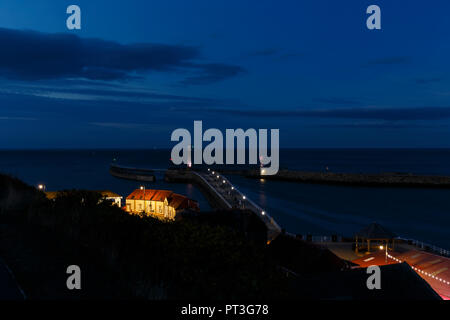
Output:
top-left (366, 265), bottom-right (381, 290)
top-left (171, 121), bottom-right (280, 175)
top-left (66, 265), bottom-right (81, 290)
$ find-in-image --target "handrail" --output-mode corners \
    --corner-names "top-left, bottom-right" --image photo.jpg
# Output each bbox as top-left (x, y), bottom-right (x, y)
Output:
top-left (210, 171), bottom-right (282, 234)
top-left (191, 171), bottom-right (232, 209)
top-left (396, 237), bottom-right (450, 257)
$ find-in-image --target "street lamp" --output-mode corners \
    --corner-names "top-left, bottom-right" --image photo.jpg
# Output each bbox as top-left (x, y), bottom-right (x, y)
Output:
top-left (380, 244), bottom-right (388, 263)
top-left (140, 185), bottom-right (146, 215)
top-left (38, 184), bottom-right (46, 192)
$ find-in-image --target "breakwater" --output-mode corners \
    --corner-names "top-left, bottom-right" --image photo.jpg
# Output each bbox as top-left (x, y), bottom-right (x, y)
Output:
top-left (244, 169), bottom-right (450, 188)
top-left (109, 164), bottom-right (156, 182)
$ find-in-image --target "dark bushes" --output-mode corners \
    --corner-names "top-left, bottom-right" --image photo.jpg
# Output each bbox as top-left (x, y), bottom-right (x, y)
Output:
top-left (4, 183), bottom-right (290, 299)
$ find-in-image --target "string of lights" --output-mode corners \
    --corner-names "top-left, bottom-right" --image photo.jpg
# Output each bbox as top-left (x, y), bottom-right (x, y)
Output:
top-left (206, 168), bottom-right (280, 229)
top-left (387, 253), bottom-right (450, 286)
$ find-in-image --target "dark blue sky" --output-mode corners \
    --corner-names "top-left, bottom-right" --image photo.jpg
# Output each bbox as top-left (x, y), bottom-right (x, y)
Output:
top-left (1, 0), bottom-right (450, 148)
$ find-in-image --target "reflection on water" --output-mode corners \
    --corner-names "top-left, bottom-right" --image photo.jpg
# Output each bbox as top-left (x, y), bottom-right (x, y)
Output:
top-left (228, 175), bottom-right (450, 249)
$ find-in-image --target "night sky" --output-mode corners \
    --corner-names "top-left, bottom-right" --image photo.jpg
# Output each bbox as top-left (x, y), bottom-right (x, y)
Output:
top-left (1, 0), bottom-right (450, 148)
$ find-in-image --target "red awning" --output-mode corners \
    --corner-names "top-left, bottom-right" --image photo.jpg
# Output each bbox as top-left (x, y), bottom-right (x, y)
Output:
top-left (353, 249), bottom-right (450, 300)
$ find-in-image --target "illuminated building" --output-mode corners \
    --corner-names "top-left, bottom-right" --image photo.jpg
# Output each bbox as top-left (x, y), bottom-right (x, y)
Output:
top-left (125, 189), bottom-right (199, 220)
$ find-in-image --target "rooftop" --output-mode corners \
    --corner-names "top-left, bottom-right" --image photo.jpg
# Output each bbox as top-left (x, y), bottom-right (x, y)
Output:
top-left (126, 189), bottom-right (199, 211)
top-left (355, 222), bottom-right (397, 239)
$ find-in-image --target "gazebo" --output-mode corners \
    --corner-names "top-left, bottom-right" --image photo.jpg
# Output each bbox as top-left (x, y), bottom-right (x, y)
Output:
top-left (355, 222), bottom-right (397, 253)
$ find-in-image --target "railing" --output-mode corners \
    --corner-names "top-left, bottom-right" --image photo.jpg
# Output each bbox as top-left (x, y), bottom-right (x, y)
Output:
top-left (284, 232), bottom-right (343, 243)
top-left (191, 171), bottom-right (232, 209)
top-left (396, 237), bottom-right (450, 257)
top-left (285, 233), bottom-right (449, 256)
top-left (202, 170), bottom-right (282, 239)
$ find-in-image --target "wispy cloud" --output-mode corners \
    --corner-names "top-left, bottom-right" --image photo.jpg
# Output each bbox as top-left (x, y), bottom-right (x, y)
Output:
top-left (178, 63), bottom-right (245, 86)
top-left (313, 97), bottom-right (361, 106)
top-left (317, 122), bottom-right (450, 129)
top-left (415, 77), bottom-right (443, 84)
top-left (365, 56), bottom-right (410, 66)
top-left (89, 122), bottom-right (172, 132)
top-left (182, 106), bottom-right (450, 121)
top-left (0, 116), bottom-right (36, 121)
top-left (246, 48), bottom-right (279, 57)
top-left (0, 27), bottom-right (243, 85)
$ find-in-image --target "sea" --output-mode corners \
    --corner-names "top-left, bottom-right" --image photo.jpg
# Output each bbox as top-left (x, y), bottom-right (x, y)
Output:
top-left (0, 148), bottom-right (449, 249)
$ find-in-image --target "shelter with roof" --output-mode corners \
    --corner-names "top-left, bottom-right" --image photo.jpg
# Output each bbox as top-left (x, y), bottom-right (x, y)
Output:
top-left (354, 222), bottom-right (397, 253)
top-left (125, 189), bottom-right (199, 220)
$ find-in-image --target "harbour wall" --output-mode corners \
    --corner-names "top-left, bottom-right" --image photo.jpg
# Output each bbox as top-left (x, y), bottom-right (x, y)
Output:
top-left (244, 169), bottom-right (450, 188)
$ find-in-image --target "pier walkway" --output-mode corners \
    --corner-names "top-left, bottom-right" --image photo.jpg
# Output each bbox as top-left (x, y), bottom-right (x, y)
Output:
top-left (196, 169), bottom-right (282, 242)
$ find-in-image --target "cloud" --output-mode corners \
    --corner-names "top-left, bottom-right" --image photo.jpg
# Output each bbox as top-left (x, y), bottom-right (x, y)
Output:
top-left (313, 97), bottom-right (361, 106)
top-left (317, 122), bottom-right (450, 129)
top-left (90, 122), bottom-right (147, 129)
top-left (4, 84), bottom-right (221, 104)
top-left (0, 28), bottom-right (243, 85)
top-left (243, 49), bottom-right (303, 61)
top-left (0, 116), bottom-right (36, 121)
top-left (89, 122), bottom-right (172, 133)
top-left (274, 52), bottom-right (303, 61)
top-left (179, 63), bottom-right (245, 85)
top-left (247, 48), bottom-right (279, 57)
top-left (415, 77), bottom-right (443, 84)
top-left (365, 56), bottom-right (410, 66)
top-left (186, 106), bottom-right (450, 121)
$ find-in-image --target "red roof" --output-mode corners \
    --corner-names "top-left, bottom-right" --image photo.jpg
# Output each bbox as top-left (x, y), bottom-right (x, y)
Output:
top-left (353, 250), bottom-right (450, 300)
top-left (126, 189), bottom-right (199, 211)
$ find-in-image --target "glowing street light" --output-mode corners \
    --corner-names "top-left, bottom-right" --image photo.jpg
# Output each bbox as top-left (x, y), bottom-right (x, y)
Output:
top-left (38, 184), bottom-right (46, 191)
top-left (262, 211), bottom-right (265, 215)
top-left (140, 186), bottom-right (146, 215)
top-left (242, 196), bottom-right (246, 200)
top-left (222, 180), bottom-right (226, 184)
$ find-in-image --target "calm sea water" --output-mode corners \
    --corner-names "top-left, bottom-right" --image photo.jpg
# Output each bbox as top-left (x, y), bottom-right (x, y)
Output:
top-left (0, 149), bottom-right (449, 249)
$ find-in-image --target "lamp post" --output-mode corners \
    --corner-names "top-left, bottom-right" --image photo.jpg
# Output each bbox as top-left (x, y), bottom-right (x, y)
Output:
top-left (140, 185), bottom-right (146, 215)
top-left (380, 243), bottom-right (388, 263)
top-left (38, 184), bottom-right (46, 192)
top-left (385, 241), bottom-right (388, 263)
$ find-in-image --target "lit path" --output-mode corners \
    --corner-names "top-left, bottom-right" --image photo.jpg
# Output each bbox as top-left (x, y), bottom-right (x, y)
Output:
top-left (196, 170), bottom-right (282, 242)
top-left (190, 171), bottom-right (232, 209)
